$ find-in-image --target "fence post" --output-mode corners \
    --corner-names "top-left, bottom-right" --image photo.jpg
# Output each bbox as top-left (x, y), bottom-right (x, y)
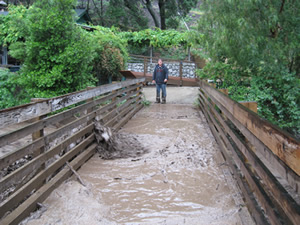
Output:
top-left (150, 46), bottom-right (153, 63)
top-left (179, 61), bottom-right (183, 86)
top-left (30, 99), bottom-right (46, 179)
top-left (143, 57), bottom-right (147, 77)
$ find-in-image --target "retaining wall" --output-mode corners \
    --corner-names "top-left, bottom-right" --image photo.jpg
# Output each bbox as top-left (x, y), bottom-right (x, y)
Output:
top-left (127, 62), bottom-right (196, 78)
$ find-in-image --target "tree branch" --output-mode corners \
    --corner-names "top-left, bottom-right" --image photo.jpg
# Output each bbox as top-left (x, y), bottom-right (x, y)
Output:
top-left (144, 0), bottom-right (160, 28)
top-left (279, 0), bottom-right (285, 13)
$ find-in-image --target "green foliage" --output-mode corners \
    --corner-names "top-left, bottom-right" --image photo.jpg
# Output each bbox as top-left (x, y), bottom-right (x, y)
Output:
top-left (91, 26), bottom-right (128, 84)
top-left (8, 0), bottom-right (96, 98)
top-left (197, 0), bottom-right (300, 136)
top-left (198, 61), bottom-right (300, 135)
top-left (0, 69), bottom-right (30, 109)
top-left (164, 0), bottom-right (198, 29)
top-left (105, 0), bottom-right (148, 31)
top-left (0, 5), bottom-right (28, 46)
top-left (120, 28), bottom-right (190, 48)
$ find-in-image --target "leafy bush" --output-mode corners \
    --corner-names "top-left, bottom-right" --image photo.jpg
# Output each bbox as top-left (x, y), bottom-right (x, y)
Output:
top-left (197, 62), bottom-right (300, 136)
top-left (91, 26), bottom-right (128, 84)
top-left (197, 0), bottom-right (300, 137)
top-left (0, 69), bottom-right (29, 109)
top-left (8, 0), bottom-right (96, 98)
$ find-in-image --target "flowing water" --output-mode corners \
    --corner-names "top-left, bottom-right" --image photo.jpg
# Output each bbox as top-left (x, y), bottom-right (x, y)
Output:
top-left (23, 104), bottom-right (253, 225)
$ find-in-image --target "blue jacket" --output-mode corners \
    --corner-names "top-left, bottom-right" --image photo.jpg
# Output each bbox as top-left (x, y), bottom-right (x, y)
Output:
top-left (152, 64), bottom-right (169, 84)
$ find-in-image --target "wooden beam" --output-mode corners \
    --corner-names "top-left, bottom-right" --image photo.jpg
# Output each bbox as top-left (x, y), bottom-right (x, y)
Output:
top-left (200, 87), bottom-right (300, 196)
top-left (0, 134), bottom-right (95, 219)
top-left (199, 91), bottom-right (300, 224)
top-left (0, 143), bottom-right (96, 225)
top-left (105, 97), bottom-right (142, 128)
top-left (239, 101), bottom-right (257, 113)
top-left (0, 84), bottom-right (142, 168)
top-left (0, 124), bottom-right (94, 196)
top-left (179, 61), bottom-right (183, 86)
top-left (114, 101), bottom-right (143, 131)
top-left (101, 92), bottom-right (141, 124)
top-left (197, 96), bottom-right (268, 224)
top-left (199, 80), bottom-right (300, 176)
top-left (0, 78), bottom-right (145, 128)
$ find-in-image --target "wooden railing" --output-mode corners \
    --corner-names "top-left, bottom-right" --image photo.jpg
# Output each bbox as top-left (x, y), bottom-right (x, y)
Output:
top-left (198, 80), bottom-right (300, 225)
top-left (0, 78), bottom-right (145, 225)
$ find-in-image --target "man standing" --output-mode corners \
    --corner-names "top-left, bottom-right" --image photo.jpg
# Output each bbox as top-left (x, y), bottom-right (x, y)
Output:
top-left (152, 59), bottom-right (169, 104)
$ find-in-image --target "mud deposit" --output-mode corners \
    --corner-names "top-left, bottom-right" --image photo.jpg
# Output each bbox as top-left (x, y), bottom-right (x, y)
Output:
top-left (23, 104), bottom-right (253, 225)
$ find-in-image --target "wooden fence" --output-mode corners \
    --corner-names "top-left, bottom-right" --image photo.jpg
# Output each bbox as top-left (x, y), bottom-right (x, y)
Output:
top-left (198, 80), bottom-right (300, 225)
top-left (0, 78), bottom-right (145, 225)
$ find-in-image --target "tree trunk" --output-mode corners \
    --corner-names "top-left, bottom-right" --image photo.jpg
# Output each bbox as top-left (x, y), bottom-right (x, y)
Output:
top-left (100, 0), bottom-right (104, 26)
top-left (145, 0), bottom-right (160, 28)
top-left (158, 0), bottom-right (166, 30)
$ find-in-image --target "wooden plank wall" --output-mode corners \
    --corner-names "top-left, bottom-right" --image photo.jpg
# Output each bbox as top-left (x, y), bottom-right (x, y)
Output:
top-left (0, 78), bottom-right (145, 225)
top-left (198, 80), bottom-right (300, 225)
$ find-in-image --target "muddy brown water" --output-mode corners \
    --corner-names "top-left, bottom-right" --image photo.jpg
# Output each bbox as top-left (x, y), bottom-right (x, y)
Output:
top-left (22, 103), bottom-right (253, 225)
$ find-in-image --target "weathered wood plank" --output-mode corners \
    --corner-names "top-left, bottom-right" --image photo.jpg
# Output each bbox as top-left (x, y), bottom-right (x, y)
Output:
top-left (0, 83), bottom-right (140, 168)
top-left (199, 91), bottom-right (300, 224)
top-left (0, 133), bottom-right (94, 219)
top-left (239, 101), bottom-right (257, 113)
top-left (197, 96), bottom-right (268, 225)
top-left (0, 83), bottom-right (142, 149)
top-left (102, 92), bottom-right (141, 125)
top-left (200, 87), bottom-right (300, 196)
top-left (0, 143), bottom-right (96, 225)
top-left (205, 105), bottom-right (284, 225)
top-left (114, 101), bottom-right (143, 131)
top-left (0, 124), bottom-right (93, 195)
top-left (199, 80), bottom-right (300, 176)
top-left (0, 78), bottom-right (145, 128)
top-left (0, 110), bottom-right (96, 172)
top-left (105, 97), bottom-right (141, 128)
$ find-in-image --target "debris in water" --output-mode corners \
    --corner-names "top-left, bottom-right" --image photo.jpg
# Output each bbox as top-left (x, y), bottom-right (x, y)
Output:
top-left (94, 122), bottom-right (148, 159)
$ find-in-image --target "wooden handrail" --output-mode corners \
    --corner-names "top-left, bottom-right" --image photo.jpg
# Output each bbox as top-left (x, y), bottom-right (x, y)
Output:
top-left (0, 78), bottom-right (145, 224)
top-left (198, 80), bottom-right (300, 225)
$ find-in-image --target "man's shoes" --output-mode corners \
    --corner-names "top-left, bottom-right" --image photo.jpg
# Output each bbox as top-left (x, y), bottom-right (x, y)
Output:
top-left (161, 97), bottom-right (166, 104)
top-left (155, 97), bottom-right (160, 103)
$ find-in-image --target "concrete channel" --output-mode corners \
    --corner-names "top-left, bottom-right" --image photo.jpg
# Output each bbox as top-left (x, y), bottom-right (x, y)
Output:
top-left (21, 87), bottom-right (254, 225)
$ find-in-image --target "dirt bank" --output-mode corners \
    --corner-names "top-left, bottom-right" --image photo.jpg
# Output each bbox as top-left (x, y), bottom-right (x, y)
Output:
top-left (23, 102), bottom-right (253, 225)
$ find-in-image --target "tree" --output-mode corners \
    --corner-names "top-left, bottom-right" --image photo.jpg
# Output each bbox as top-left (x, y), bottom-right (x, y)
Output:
top-left (104, 0), bottom-right (148, 30)
top-left (157, 0), bottom-right (198, 30)
top-left (91, 26), bottom-right (128, 84)
top-left (80, 0), bottom-right (198, 30)
top-left (9, 0), bottom-right (96, 97)
top-left (197, 0), bottom-right (300, 135)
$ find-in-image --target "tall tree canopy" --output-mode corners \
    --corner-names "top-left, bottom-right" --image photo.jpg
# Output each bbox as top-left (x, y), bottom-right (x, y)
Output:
top-left (198, 0), bottom-right (300, 135)
top-left (78, 0), bottom-right (198, 30)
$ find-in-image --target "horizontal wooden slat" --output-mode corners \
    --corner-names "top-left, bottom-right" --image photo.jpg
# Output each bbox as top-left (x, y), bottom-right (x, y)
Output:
top-left (0, 134), bottom-right (94, 219)
top-left (0, 84), bottom-right (143, 170)
top-left (197, 96), bottom-right (268, 225)
top-left (0, 78), bottom-right (145, 128)
top-left (0, 124), bottom-right (94, 195)
top-left (199, 87), bottom-right (300, 196)
top-left (103, 94), bottom-right (141, 126)
top-left (0, 143), bottom-right (97, 225)
top-left (114, 101), bottom-right (143, 131)
top-left (199, 80), bottom-right (300, 176)
top-left (199, 91), bottom-right (299, 224)
top-left (0, 83), bottom-right (142, 149)
top-left (0, 112), bottom-right (95, 171)
top-left (105, 98), bottom-right (142, 128)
